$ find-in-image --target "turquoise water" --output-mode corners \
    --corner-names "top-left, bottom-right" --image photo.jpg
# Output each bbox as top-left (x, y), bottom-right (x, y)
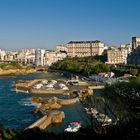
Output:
top-left (0, 72), bottom-right (89, 131)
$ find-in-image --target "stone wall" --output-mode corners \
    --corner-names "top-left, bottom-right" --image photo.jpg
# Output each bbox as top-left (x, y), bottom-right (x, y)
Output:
top-left (30, 89), bottom-right (69, 94)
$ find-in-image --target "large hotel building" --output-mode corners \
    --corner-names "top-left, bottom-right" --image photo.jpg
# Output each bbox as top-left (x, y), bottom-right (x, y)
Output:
top-left (67, 40), bottom-right (104, 57)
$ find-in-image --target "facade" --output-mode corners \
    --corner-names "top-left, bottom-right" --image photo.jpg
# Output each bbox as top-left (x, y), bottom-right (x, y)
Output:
top-left (127, 37), bottom-right (140, 65)
top-left (127, 47), bottom-right (140, 65)
top-left (107, 44), bottom-right (132, 64)
top-left (132, 37), bottom-right (140, 50)
top-left (0, 49), bottom-right (6, 61)
top-left (107, 47), bottom-right (124, 64)
top-left (55, 45), bottom-right (68, 53)
top-left (120, 44), bottom-right (132, 64)
top-left (0, 49), bottom-right (36, 65)
top-left (15, 54), bottom-right (35, 65)
top-left (44, 51), bottom-right (67, 66)
top-left (15, 49), bottom-right (35, 65)
top-left (35, 49), bottom-right (46, 66)
top-left (67, 40), bottom-right (104, 57)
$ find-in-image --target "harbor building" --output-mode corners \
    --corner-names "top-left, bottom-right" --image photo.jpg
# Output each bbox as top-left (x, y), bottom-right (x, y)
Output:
top-left (67, 40), bottom-right (104, 57)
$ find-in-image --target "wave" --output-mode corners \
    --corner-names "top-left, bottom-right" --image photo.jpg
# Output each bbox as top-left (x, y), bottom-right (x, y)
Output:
top-left (18, 98), bottom-right (41, 107)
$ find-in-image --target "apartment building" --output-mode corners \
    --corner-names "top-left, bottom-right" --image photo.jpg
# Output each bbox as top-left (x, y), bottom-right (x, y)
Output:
top-left (55, 45), bottom-right (68, 53)
top-left (44, 51), bottom-right (67, 66)
top-left (0, 49), bottom-right (6, 61)
top-left (132, 36), bottom-right (140, 50)
top-left (107, 44), bottom-right (132, 64)
top-left (67, 40), bottom-right (104, 57)
top-left (128, 36), bottom-right (140, 65)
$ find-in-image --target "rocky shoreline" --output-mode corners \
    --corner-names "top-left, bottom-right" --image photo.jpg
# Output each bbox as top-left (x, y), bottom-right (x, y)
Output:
top-left (32, 96), bottom-right (79, 114)
top-left (26, 96), bottom-right (79, 130)
top-left (0, 68), bottom-right (37, 76)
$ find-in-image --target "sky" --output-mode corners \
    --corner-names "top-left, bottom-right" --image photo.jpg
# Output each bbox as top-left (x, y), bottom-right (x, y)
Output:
top-left (0, 0), bottom-right (140, 50)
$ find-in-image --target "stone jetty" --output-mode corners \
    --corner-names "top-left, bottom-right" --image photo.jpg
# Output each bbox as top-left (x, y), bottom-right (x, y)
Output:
top-left (15, 79), bottom-right (45, 93)
top-left (27, 110), bottom-right (65, 130)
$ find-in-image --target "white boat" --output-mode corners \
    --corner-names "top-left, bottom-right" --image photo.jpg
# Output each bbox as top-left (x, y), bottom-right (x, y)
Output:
top-left (61, 86), bottom-right (69, 90)
top-left (59, 83), bottom-right (66, 88)
top-left (88, 85), bottom-right (105, 89)
top-left (51, 80), bottom-right (57, 84)
top-left (46, 84), bottom-right (54, 88)
top-left (34, 84), bottom-right (43, 89)
top-left (42, 80), bottom-right (48, 84)
top-left (65, 122), bottom-right (81, 132)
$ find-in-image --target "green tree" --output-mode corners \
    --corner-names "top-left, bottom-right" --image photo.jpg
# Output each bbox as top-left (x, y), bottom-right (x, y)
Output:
top-left (130, 68), bottom-right (138, 76)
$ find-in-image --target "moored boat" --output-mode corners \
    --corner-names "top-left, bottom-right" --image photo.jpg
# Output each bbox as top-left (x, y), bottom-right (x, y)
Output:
top-left (65, 122), bottom-right (81, 132)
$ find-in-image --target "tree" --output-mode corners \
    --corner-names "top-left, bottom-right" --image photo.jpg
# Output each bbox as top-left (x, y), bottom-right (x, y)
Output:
top-left (130, 68), bottom-right (138, 76)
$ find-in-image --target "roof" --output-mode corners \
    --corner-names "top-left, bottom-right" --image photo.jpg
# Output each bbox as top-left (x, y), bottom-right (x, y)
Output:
top-left (67, 40), bottom-right (102, 44)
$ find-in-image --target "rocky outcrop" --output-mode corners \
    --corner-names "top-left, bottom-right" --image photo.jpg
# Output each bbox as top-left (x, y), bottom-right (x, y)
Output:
top-left (80, 89), bottom-right (94, 96)
top-left (32, 97), bottom-right (78, 114)
top-left (15, 79), bottom-right (46, 92)
top-left (51, 111), bottom-right (65, 124)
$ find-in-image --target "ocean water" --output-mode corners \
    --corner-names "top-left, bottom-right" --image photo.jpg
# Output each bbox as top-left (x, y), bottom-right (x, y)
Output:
top-left (0, 72), bottom-right (90, 131)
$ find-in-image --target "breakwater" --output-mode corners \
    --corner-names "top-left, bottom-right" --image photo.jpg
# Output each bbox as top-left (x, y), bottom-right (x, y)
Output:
top-left (15, 78), bottom-right (69, 94)
top-left (32, 96), bottom-right (79, 114)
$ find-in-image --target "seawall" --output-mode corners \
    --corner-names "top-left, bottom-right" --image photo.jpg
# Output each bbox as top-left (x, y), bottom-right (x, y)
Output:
top-left (30, 89), bottom-right (69, 94)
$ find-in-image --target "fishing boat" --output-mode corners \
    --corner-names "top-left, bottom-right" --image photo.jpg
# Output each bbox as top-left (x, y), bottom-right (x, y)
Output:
top-left (65, 122), bottom-right (81, 132)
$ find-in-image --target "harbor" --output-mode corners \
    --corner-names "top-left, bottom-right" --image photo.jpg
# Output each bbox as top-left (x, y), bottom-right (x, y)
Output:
top-left (0, 72), bottom-right (91, 132)
top-left (0, 70), bottom-right (112, 133)
top-left (14, 74), bottom-right (97, 131)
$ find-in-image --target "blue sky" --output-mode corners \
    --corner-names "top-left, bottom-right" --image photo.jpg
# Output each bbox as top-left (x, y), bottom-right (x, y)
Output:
top-left (0, 0), bottom-right (140, 50)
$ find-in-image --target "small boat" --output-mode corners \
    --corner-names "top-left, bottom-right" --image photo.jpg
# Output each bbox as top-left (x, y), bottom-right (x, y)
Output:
top-left (46, 84), bottom-right (54, 88)
top-left (65, 122), bottom-right (81, 132)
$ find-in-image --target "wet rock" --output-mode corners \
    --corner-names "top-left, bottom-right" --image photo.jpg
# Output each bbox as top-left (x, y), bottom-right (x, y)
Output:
top-left (51, 111), bottom-right (65, 123)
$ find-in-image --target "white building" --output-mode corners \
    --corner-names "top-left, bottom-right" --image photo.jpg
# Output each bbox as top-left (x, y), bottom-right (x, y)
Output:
top-left (35, 49), bottom-right (46, 66)
top-left (107, 44), bottom-right (132, 64)
top-left (55, 45), bottom-right (68, 52)
top-left (44, 51), bottom-right (67, 66)
top-left (0, 49), bottom-right (6, 61)
top-left (15, 54), bottom-right (35, 65)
